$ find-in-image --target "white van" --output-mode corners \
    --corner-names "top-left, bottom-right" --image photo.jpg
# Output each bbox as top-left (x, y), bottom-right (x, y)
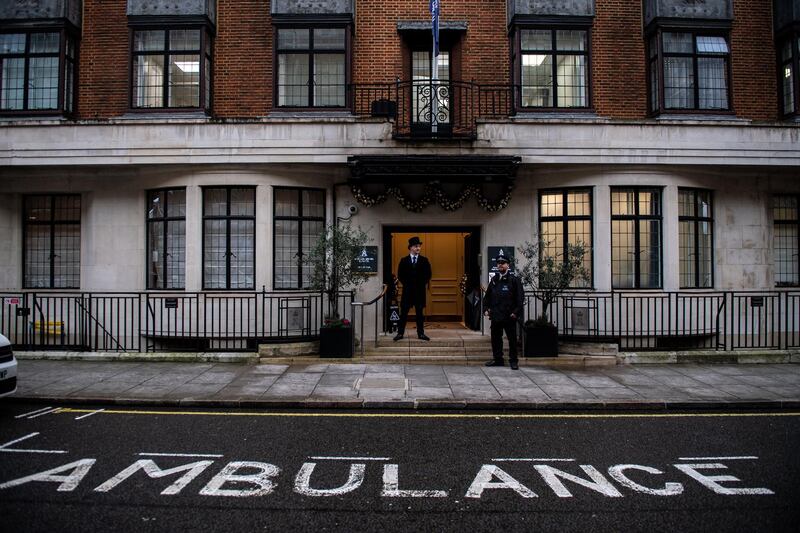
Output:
top-left (0, 334), bottom-right (18, 397)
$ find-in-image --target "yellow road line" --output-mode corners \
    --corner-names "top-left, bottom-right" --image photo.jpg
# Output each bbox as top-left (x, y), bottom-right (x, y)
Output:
top-left (55, 408), bottom-right (800, 419)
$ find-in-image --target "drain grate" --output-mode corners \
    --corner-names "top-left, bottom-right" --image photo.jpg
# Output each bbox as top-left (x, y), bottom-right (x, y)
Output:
top-left (354, 378), bottom-right (409, 390)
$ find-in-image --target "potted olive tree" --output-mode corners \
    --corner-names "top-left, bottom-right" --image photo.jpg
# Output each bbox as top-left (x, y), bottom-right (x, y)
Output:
top-left (304, 223), bottom-right (371, 358)
top-left (516, 240), bottom-right (589, 357)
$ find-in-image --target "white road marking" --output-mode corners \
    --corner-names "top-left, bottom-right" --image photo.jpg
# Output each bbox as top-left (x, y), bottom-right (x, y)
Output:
top-left (294, 462), bottom-right (366, 497)
top-left (139, 452), bottom-right (223, 458)
top-left (673, 463), bottom-right (774, 495)
top-left (492, 458), bottom-right (575, 462)
top-left (677, 456), bottom-right (758, 461)
top-left (26, 408), bottom-right (60, 419)
top-left (534, 465), bottom-right (623, 498)
top-left (199, 462), bottom-right (281, 497)
top-left (465, 465), bottom-right (538, 499)
top-left (382, 464), bottom-right (448, 498)
top-left (14, 407), bottom-right (54, 419)
top-left (95, 460), bottom-right (215, 495)
top-left (309, 456), bottom-right (391, 461)
top-left (75, 409), bottom-right (105, 420)
top-left (0, 459), bottom-right (96, 491)
top-left (0, 432), bottom-right (67, 454)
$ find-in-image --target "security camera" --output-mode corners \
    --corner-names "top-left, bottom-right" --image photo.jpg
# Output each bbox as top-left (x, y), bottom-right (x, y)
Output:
top-left (347, 204), bottom-right (359, 215)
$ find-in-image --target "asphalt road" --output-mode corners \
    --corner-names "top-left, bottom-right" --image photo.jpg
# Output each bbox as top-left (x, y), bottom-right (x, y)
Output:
top-left (0, 402), bottom-right (798, 532)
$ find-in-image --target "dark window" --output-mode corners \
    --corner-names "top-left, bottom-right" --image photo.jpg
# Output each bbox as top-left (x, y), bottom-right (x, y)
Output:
top-left (411, 49), bottom-right (450, 127)
top-left (679, 188), bottom-right (713, 288)
top-left (0, 31), bottom-right (76, 114)
top-left (648, 31), bottom-right (730, 113)
top-left (147, 189), bottom-right (186, 289)
top-left (539, 188), bottom-right (593, 287)
top-left (273, 188), bottom-right (326, 289)
top-left (773, 195), bottom-right (799, 286)
top-left (203, 187), bottom-right (255, 290)
top-left (275, 27), bottom-right (346, 108)
top-left (132, 28), bottom-right (212, 110)
top-left (778, 34), bottom-right (799, 117)
top-left (23, 195), bottom-right (81, 288)
top-left (611, 188), bottom-right (662, 289)
top-left (519, 28), bottom-right (588, 109)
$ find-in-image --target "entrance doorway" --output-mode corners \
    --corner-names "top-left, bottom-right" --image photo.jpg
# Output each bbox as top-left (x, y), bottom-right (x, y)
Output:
top-left (383, 226), bottom-right (482, 330)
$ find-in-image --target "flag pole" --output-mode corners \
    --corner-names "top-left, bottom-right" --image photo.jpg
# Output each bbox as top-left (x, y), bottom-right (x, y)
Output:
top-left (430, 0), bottom-right (439, 134)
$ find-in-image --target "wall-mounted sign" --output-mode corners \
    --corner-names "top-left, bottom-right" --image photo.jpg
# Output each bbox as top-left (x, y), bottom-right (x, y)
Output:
top-left (487, 246), bottom-right (516, 282)
top-left (3, 297), bottom-right (20, 306)
top-left (352, 246), bottom-right (378, 273)
top-left (164, 298), bottom-right (178, 309)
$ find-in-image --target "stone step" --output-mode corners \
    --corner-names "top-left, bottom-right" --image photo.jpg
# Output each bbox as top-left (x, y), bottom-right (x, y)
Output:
top-left (376, 336), bottom-right (492, 348)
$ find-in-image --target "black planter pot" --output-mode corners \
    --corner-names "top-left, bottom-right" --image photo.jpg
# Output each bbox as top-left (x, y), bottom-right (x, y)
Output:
top-left (319, 326), bottom-right (354, 358)
top-left (524, 323), bottom-right (559, 357)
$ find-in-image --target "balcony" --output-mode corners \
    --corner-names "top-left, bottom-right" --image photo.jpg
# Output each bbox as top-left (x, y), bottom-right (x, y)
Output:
top-left (350, 80), bottom-right (514, 140)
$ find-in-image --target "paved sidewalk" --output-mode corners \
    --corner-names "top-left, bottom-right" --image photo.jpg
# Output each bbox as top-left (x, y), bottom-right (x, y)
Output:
top-left (7, 359), bottom-right (800, 410)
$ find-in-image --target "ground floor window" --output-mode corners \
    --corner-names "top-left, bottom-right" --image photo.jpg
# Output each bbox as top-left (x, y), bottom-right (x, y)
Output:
top-left (202, 187), bottom-right (255, 290)
top-left (539, 188), bottom-right (593, 287)
top-left (774, 195), bottom-right (799, 286)
top-left (273, 187), bottom-right (325, 289)
top-left (147, 188), bottom-right (186, 289)
top-left (611, 188), bottom-right (662, 289)
top-left (23, 194), bottom-right (81, 288)
top-left (679, 188), bottom-right (713, 288)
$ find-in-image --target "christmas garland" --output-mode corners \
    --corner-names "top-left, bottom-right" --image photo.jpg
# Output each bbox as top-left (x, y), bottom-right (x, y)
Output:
top-left (349, 180), bottom-right (515, 212)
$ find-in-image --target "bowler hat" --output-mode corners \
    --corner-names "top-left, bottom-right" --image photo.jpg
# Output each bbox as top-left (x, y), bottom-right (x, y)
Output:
top-left (495, 253), bottom-right (510, 264)
top-left (407, 236), bottom-right (422, 248)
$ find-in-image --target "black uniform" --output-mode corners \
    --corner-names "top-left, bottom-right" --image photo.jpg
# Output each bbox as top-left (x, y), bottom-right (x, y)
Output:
top-left (482, 271), bottom-right (525, 364)
top-left (396, 254), bottom-right (432, 337)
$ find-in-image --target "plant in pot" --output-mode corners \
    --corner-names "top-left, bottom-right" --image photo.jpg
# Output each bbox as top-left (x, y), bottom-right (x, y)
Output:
top-left (304, 223), bottom-right (370, 358)
top-left (516, 240), bottom-right (589, 357)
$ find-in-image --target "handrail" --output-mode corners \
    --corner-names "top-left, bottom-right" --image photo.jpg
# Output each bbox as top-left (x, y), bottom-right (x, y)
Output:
top-left (350, 284), bottom-right (388, 357)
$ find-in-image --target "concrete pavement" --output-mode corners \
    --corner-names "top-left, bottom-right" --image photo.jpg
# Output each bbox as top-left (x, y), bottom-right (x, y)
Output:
top-left (7, 358), bottom-right (800, 410)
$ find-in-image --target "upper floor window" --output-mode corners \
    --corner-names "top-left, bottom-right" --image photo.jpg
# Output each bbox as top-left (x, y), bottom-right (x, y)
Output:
top-left (0, 31), bottom-right (76, 115)
top-left (519, 28), bottom-right (589, 109)
top-left (648, 31), bottom-right (730, 114)
top-left (23, 195), bottom-right (81, 289)
top-left (275, 27), bottom-right (347, 108)
top-left (132, 28), bottom-right (212, 111)
top-left (779, 34), bottom-right (799, 118)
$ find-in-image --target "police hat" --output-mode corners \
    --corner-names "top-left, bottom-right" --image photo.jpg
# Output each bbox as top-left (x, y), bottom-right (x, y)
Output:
top-left (408, 236), bottom-right (422, 248)
top-left (495, 253), bottom-right (510, 264)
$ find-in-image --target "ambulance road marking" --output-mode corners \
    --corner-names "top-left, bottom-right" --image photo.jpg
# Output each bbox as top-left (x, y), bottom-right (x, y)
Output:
top-left (309, 456), bottom-right (392, 461)
top-left (678, 456), bottom-right (759, 461)
top-left (53, 408), bottom-right (800, 420)
top-left (493, 458), bottom-right (575, 462)
top-left (74, 409), bottom-right (105, 420)
top-left (0, 433), bottom-right (67, 454)
top-left (139, 452), bottom-right (224, 459)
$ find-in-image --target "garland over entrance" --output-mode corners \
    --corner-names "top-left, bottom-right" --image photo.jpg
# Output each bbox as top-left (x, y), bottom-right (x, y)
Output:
top-left (347, 155), bottom-right (521, 213)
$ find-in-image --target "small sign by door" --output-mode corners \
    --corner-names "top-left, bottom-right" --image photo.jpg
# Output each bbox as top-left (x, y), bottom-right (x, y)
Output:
top-left (164, 298), bottom-right (179, 309)
top-left (4, 297), bottom-right (20, 306)
top-left (352, 246), bottom-right (378, 273)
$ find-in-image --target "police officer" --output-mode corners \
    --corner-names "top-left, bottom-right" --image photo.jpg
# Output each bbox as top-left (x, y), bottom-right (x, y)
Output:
top-left (482, 252), bottom-right (524, 369)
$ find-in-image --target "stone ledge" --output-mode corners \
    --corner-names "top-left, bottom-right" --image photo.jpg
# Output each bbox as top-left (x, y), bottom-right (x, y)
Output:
top-left (14, 351), bottom-right (258, 364)
top-left (618, 350), bottom-right (800, 364)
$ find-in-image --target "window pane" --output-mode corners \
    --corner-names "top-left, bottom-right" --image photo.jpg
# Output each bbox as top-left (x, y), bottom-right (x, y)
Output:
top-left (783, 63), bottom-right (795, 115)
top-left (30, 32), bottom-right (59, 54)
top-left (612, 220), bottom-right (635, 288)
top-left (782, 41), bottom-right (793, 62)
top-left (680, 220), bottom-right (695, 287)
top-left (638, 189), bottom-right (660, 216)
top-left (678, 189), bottom-right (694, 217)
top-left (275, 189), bottom-right (299, 217)
top-left (697, 190), bottom-right (712, 218)
top-left (167, 189), bottom-right (186, 218)
top-left (203, 220), bottom-right (227, 289)
top-left (25, 196), bottom-right (52, 221)
top-left (65, 55), bottom-right (74, 112)
top-left (314, 53), bottom-right (345, 106)
top-left (698, 221), bottom-right (713, 288)
top-left (204, 188), bottom-right (227, 217)
top-left (0, 33), bottom-right (25, 53)
top-left (540, 221), bottom-right (563, 259)
top-left (567, 219), bottom-right (592, 287)
top-left (302, 190), bottom-right (325, 218)
top-left (28, 57), bottom-right (59, 109)
top-left (166, 220), bottom-right (186, 289)
top-left (521, 30), bottom-right (551, 50)
top-left (556, 54), bottom-right (586, 107)
top-left (664, 56), bottom-right (694, 109)
top-left (230, 188), bottom-right (255, 216)
top-left (135, 31), bottom-right (165, 52)
top-left (302, 220), bottom-right (324, 286)
top-left (649, 59), bottom-right (659, 112)
top-left (698, 57), bottom-right (728, 109)
top-left (1, 57), bottom-right (25, 110)
top-left (278, 29), bottom-right (310, 49)
top-left (567, 191), bottom-right (590, 216)
top-left (611, 190), bottom-right (635, 216)
top-left (696, 36), bottom-right (728, 54)
top-left (663, 32), bottom-right (692, 54)
top-left (521, 54), bottom-right (552, 107)
top-left (774, 196), bottom-right (799, 221)
top-left (169, 29), bottom-right (200, 51)
top-left (230, 220), bottom-right (255, 289)
top-left (540, 192), bottom-right (563, 218)
top-left (314, 28), bottom-right (345, 49)
top-left (133, 55), bottom-right (164, 108)
top-left (278, 54), bottom-right (309, 106)
top-left (148, 220), bottom-right (165, 288)
top-left (774, 223), bottom-right (799, 285)
top-left (639, 220), bottom-right (661, 288)
top-left (169, 54), bottom-right (200, 107)
top-left (148, 191), bottom-right (165, 219)
top-left (25, 225), bottom-right (51, 288)
top-left (54, 195), bottom-right (80, 221)
top-left (53, 224), bottom-right (80, 288)
top-left (274, 219), bottom-right (299, 289)
top-left (556, 30), bottom-right (585, 51)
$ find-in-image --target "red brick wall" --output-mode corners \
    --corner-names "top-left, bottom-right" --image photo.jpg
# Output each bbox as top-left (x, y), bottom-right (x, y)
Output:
top-left (592, 0), bottom-right (648, 118)
top-left (77, 0), bottom-right (128, 119)
top-left (214, 0), bottom-right (271, 118)
top-left (730, 0), bottom-right (777, 120)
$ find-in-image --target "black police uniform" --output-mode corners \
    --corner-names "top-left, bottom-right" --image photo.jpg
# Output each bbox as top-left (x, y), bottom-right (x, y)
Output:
top-left (482, 268), bottom-right (524, 366)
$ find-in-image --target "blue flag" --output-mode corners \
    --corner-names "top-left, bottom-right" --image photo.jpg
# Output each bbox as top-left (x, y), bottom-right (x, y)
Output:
top-left (430, 0), bottom-right (440, 57)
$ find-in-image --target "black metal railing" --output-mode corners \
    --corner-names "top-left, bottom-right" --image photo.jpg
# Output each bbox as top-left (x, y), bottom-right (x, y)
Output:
top-left (0, 290), bottom-right (353, 353)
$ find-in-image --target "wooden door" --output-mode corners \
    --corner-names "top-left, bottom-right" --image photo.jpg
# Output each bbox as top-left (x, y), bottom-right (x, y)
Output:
top-left (391, 232), bottom-right (464, 321)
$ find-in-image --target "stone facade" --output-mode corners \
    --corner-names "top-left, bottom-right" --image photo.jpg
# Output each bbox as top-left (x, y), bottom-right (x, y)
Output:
top-left (0, 0), bottom-right (82, 27)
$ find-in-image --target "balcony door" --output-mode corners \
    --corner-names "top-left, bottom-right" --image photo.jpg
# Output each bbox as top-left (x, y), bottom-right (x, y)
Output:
top-left (411, 50), bottom-right (451, 134)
